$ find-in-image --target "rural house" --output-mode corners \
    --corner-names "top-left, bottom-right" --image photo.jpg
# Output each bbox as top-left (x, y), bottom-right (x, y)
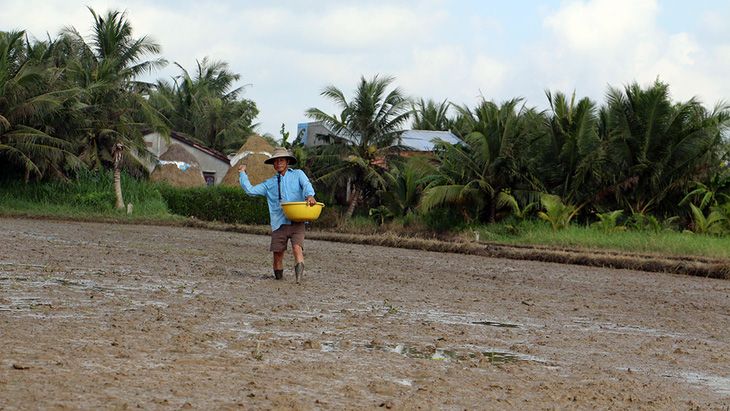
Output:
top-left (143, 131), bottom-right (231, 185)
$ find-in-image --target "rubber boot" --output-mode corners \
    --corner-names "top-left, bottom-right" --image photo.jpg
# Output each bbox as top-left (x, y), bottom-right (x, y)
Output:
top-left (294, 262), bottom-right (304, 284)
top-left (274, 269), bottom-right (283, 280)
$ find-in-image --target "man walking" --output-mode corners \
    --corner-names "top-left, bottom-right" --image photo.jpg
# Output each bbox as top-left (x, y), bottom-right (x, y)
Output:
top-left (238, 147), bottom-right (316, 283)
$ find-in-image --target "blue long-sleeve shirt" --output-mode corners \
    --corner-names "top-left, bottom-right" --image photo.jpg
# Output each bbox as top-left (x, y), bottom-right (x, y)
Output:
top-left (239, 168), bottom-right (316, 231)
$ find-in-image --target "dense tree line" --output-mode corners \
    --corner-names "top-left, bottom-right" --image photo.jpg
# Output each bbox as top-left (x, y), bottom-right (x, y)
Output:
top-left (305, 76), bottom-right (730, 232)
top-left (0, 8), bottom-right (257, 186)
top-left (3, 8), bottom-right (730, 232)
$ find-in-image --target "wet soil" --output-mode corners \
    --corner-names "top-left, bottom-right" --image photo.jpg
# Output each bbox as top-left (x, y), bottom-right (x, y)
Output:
top-left (1, 217), bottom-right (729, 409)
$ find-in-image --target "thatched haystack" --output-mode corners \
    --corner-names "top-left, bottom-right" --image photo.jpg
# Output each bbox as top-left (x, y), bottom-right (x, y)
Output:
top-left (221, 135), bottom-right (276, 186)
top-left (150, 143), bottom-right (206, 187)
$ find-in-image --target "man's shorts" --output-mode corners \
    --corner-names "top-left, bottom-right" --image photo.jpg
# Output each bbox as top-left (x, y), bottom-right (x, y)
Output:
top-left (270, 222), bottom-right (305, 252)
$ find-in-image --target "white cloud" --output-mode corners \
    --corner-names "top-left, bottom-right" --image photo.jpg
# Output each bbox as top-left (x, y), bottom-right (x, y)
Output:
top-left (4, 0), bottom-right (730, 136)
top-left (665, 33), bottom-right (698, 66)
top-left (543, 0), bottom-right (659, 53)
top-left (309, 5), bottom-right (427, 49)
top-left (228, 3), bottom-right (443, 54)
top-left (531, 0), bottom-right (708, 108)
top-left (470, 55), bottom-right (510, 98)
top-left (377, 46), bottom-right (460, 113)
top-left (1, 0), bottom-right (93, 37)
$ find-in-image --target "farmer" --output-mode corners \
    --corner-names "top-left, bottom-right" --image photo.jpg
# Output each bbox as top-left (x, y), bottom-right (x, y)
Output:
top-left (238, 147), bottom-right (316, 283)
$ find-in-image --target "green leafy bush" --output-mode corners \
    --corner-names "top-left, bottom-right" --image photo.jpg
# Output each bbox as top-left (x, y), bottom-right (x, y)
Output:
top-left (421, 206), bottom-right (466, 232)
top-left (156, 184), bottom-right (269, 225)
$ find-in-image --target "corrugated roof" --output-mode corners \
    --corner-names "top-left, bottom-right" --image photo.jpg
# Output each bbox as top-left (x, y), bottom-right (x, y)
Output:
top-left (399, 130), bottom-right (463, 151)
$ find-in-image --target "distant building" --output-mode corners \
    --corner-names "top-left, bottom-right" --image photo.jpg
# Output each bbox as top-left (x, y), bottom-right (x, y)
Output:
top-left (297, 122), bottom-right (333, 147)
top-left (143, 131), bottom-right (230, 186)
top-left (297, 121), bottom-right (463, 154)
top-left (399, 129), bottom-right (463, 153)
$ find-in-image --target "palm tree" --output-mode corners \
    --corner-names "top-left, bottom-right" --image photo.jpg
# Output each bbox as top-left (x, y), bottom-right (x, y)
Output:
top-left (379, 156), bottom-right (435, 217)
top-left (150, 57), bottom-right (259, 154)
top-left (305, 74), bottom-right (412, 219)
top-left (537, 194), bottom-right (577, 232)
top-left (421, 98), bottom-right (541, 223)
top-left (61, 7), bottom-right (168, 208)
top-left (536, 90), bottom-right (603, 206)
top-left (599, 79), bottom-right (730, 216)
top-left (84, 7), bottom-right (167, 86)
top-left (0, 30), bottom-right (81, 182)
top-left (411, 98), bottom-right (451, 131)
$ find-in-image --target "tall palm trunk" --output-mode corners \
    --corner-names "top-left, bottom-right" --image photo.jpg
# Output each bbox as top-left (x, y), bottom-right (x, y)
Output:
top-left (113, 142), bottom-right (124, 209)
top-left (488, 195), bottom-right (497, 223)
top-left (345, 185), bottom-right (362, 220)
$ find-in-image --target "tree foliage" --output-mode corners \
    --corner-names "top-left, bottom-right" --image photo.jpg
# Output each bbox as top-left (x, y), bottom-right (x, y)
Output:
top-left (3, 8), bottom-right (730, 236)
top-left (148, 57), bottom-right (258, 154)
top-left (0, 8), bottom-right (260, 189)
top-left (305, 74), bottom-right (412, 219)
top-left (421, 98), bottom-right (541, 223)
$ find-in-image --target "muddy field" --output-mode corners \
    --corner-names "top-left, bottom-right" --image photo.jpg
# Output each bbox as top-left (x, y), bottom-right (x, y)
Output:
top-left (1, 217), bottom-right (729, 410)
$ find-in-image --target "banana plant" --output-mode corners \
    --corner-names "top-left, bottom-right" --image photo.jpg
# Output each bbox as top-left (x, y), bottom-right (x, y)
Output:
top-left (688, 203), bottom-right (724, 235)
top-left (707, 203), bottom-right (730, 234)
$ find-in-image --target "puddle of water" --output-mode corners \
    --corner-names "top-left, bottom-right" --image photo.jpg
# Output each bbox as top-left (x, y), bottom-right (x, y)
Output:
top-left (7, 230), bottom-right (97, 246)
top-left (471, 321), bottom-right (518, 328)
top-left (365, 343), bottom-right (523, 364)
top-left (0, 296), bottom-right (54, 312)
top-left (55, 279), bottom-right (84, 287)
top-left (567, 317), bottom-right (683, 339)
top-left (0, 276), bottom-right (29, 282)
top-left (320, 341), bottom-right (337, 352)
top-left (409, 307), bottom-right (522, 329)
top-left (473, 350), bottom-right (522, 364)
top-left (51, 279), bottom-right (115, 294)
top-left (681, 372), bottom-right (730, 395)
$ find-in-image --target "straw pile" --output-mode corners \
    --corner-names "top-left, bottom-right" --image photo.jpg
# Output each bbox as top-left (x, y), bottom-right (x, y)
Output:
top-left (150, 143), bottom-right (207, 187)
top-left (221, 135), bottom-right (276, 186)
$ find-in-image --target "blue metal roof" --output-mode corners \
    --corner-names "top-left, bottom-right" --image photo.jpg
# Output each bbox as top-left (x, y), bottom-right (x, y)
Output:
top-left (297, 122), bottom-right (464, 151)
top-left (399, 130), bottom-right (463, 151)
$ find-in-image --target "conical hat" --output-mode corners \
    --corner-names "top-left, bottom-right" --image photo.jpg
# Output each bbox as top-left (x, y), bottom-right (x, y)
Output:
top-left (264, 147), bottom-right (297, 165)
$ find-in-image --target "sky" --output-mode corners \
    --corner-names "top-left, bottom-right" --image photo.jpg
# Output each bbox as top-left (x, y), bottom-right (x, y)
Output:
top-left (3, 0), bottom-right (730, 141)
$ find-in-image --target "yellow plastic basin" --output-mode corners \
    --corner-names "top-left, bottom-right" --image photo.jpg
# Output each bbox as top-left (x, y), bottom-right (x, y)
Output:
top-left (281, 202), bottom-right (325, 222)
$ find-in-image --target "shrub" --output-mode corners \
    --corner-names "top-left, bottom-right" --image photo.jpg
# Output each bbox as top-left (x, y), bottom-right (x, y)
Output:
top-left (156, 184), bottom-right (269, 225)
top-left (591, 210), bottom-right (627, 234)
top-left (307, 204), bottom-right (342, 229)
top-left (421, 206), bottom-right (467, 232)
top-left (537, 195), bottom-right (577, 232)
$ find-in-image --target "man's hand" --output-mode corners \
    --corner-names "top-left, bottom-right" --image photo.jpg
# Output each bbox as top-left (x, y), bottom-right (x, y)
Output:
top-left (306, 195), bottom-right (316, 206)
top-left (238, 164), bottom-right (247, 173)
